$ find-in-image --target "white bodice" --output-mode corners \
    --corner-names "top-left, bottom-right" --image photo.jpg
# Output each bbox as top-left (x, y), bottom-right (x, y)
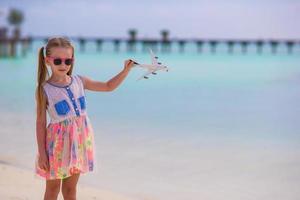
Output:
top-left (42, 74), bottom-right (87, 124)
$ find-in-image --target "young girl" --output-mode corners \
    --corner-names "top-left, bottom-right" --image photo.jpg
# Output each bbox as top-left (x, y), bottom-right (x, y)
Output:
top-left (34, 36), bottom-right (134, 200)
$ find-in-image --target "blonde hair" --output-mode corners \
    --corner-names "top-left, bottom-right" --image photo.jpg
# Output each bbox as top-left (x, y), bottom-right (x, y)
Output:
top-left (36, 37), bottom-right (75, 116)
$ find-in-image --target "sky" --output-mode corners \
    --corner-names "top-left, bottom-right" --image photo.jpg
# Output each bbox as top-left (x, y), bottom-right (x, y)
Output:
top-left (0, 0), bottom-right (299, 39)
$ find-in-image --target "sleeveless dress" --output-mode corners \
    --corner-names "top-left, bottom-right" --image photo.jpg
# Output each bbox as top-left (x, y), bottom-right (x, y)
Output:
top-left (34, 74), bottom-right (97, 180)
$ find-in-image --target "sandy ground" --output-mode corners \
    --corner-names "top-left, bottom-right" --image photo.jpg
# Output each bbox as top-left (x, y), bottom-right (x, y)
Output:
top-left (0, 162), bottom-right (137, 200)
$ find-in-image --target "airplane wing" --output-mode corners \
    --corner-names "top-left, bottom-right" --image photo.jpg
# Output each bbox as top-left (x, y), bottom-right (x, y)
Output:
top-left (137, 70), bottom-right (153, 81)
top-left (149, 48), bottom-right (159, 65)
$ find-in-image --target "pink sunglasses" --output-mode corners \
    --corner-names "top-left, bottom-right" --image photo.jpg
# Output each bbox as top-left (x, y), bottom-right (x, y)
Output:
top-left (47, 56), bottom-right (74, 66)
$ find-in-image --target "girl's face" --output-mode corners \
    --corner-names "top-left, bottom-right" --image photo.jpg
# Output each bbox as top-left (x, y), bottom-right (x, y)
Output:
top-left (45, 47), bottom-right (73, 76)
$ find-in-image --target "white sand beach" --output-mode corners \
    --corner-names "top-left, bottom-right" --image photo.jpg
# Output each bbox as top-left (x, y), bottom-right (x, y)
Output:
top-left (0, 161), bottom-right (138, 200)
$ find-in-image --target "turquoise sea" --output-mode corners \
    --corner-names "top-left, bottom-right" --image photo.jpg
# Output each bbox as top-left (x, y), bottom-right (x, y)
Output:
top-left (0, 41), bottom-right (300, 200)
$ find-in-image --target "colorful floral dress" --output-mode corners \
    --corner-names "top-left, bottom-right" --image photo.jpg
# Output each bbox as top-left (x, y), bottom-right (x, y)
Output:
top-left (34, 74), bottom-right (97, 180)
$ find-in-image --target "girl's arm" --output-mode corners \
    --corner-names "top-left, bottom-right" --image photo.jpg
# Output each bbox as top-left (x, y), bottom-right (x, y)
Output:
top-left (79, 59), bottom-right (134, 92)
top-left (35, 89), bottom-right (47, 156)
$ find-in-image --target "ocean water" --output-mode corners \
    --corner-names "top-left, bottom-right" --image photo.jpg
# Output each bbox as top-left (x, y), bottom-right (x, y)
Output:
top-left (0, 41), bottom-right (300, 200)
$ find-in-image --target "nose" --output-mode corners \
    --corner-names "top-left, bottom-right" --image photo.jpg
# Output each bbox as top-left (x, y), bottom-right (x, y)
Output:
top-left (58, 65), bottom-right (69, 71)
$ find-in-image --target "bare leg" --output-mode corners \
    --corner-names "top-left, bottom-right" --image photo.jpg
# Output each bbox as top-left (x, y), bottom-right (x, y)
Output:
top-left (44, 179), bottom-right (61, 200)
top-left (61, 173), bottom-right (80, 200)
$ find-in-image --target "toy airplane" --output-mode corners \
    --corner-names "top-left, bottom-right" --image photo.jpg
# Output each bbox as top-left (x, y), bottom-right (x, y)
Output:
top-left (130, 49), bottom-right (169, 81)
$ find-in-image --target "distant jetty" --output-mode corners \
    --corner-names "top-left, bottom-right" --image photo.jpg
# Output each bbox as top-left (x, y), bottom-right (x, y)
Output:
top-left (0, 35), bottom-right (299, 58)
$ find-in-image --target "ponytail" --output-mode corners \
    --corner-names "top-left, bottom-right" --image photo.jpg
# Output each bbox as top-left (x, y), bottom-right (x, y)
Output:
top-left (36, 46), bottom-right (49, 116)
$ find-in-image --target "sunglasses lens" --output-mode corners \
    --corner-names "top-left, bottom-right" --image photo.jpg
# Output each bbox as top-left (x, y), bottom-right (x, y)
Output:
top-left (53, 59), bottom-right (62, 65)
top-left (65, 59), bottom-right (73, 65)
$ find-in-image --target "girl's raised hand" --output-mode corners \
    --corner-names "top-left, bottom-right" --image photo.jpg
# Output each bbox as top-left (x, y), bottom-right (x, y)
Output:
top-left (124, 59), bottom-right (135, 71)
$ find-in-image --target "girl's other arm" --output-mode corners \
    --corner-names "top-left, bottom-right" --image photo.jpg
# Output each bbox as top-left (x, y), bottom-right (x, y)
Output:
top-left (35, 88), bottom-right (47, 156)
top-left (35, 88), bottom-right (50, 171)
top-left (79, 59), bottom-right (134, 92)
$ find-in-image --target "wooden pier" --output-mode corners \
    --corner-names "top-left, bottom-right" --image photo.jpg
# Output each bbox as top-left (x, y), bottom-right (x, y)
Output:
top-left (0, 36), bottom-right (299, 58)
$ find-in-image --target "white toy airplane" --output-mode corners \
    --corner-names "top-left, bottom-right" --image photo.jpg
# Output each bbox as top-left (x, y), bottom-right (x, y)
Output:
top-left (130, 48), bottom-right (169, 81)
